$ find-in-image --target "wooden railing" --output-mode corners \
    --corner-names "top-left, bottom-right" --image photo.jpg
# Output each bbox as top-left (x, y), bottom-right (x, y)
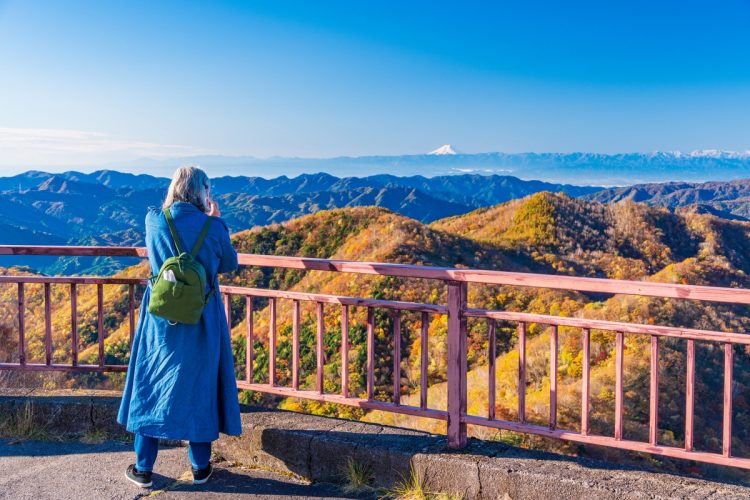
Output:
top-left (1, 244), bottom-right (749, 470)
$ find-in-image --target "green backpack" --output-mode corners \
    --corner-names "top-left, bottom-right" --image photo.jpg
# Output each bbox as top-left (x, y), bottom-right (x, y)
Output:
top-left (148, 208), bottom-right (214, 325)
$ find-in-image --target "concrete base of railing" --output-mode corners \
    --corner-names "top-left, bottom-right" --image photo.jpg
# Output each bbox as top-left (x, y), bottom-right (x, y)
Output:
top-left (2, 390), bottom-right (750, 498)
top-left (0, 389), bottom-right (127, 439)
top-left (216, 406), bottom-right (750, 499)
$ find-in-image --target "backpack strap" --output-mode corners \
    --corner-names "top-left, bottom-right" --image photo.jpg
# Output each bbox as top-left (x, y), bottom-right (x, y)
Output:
top-left (191, 217), bottom-right (213, 257)
top-left (164, 208), bottom-right (213, 257)
top-left (163, 207), bottom-right (186, 255)
top-left (192, 219), bottom-right (215, 301)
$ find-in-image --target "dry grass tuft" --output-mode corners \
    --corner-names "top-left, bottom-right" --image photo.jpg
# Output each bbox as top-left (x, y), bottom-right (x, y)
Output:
top-left (0, 401), bottom-right (55, 441)
top-left (386, 464), bottom-right (463, 500)
top-left (341, 456), bottom-right (374, 492)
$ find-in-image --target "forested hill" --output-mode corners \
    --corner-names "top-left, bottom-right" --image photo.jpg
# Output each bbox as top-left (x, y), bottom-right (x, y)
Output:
top-left (223, 195), bottom-right (750, 469)
top-left (431, 191), bottom-right (750, 280)
top-left (585, 178), bottom-right (750, 221)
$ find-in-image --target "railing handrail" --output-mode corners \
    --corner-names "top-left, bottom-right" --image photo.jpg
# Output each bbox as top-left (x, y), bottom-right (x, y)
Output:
top-left (0, 245), bottom-right (148, 258)
top-left (2, 244), bottom-right (750, 304)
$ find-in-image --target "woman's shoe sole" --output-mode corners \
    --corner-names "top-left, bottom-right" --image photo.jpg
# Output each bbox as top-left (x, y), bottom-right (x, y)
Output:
top-left (192, 467), bottom-right (213, 485)
top-left (124, 471), bottom-right (152, 488)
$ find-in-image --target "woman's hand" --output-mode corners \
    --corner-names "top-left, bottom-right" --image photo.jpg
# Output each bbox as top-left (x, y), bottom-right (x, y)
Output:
top-left (207, 197), bottom-right (221, 217)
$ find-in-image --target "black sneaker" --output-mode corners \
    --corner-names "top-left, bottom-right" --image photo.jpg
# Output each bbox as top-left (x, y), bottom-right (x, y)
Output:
top-left (125, 464), bottom-right (153, 488)
top-left (192, 463), bottom-right (213, 485)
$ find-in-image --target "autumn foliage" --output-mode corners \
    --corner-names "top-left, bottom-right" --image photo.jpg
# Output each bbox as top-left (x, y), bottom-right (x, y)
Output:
top-left (3, 195), bottom-right (750, 470)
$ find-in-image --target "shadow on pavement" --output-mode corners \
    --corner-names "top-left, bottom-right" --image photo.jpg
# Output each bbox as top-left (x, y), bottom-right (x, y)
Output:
top-left (0, 438), bottom-right (137, 457)
top-left (162, 465), bottom-right (357, 498)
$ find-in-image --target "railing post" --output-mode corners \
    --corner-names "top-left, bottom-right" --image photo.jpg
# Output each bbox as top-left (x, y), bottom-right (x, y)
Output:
top-left (269, 297), bottom-right (277, 386)
top-left (581, 328), bottom-right (590, 435)
top-left (97, 284), bottom-right (104, 367)
top-left (420, 312), bottom-right (429, 410)
top-left (316, 302), bottom-right (324, 394)
top-left (447, 280), bottom-right (468, 449)
top-left (340, 305), bottom-right (349, 397)
top-left (366, 307), bottom-right (375, 400)
top-left (17, 282), bottom-right (25, 366)
top-left (292, 299), bottom-right (300, 390)
top-left (70, 283), bottom-right (78, 366)
top-left (246, 296), bottom-right (254, 383)
top-left (518, 322), bottom-right (526, 423)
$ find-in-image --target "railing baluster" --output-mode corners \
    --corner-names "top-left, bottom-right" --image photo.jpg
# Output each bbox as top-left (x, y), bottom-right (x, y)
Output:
top-left (97, 284), bottom-right (104, 367)
top-left (549, 325), bottom-right (558, 430)
top-left (420, 312), bottom-right (429, 410)
top-left (128, 284), bottom-right (135, 346)
top-left (581, 328), bottom-right (590, 435)
top-left (269, 297), bottom-right (276, 386)
top-left (518, 321), bottom-right (526, 423)
top-left (316, 302), bottom-right (324, 394)
top-left (17, 283), bottom-right (25, 365)
top-left (650, 335), bottom-right (659, 446)
top-left (367, 307), bottom-right (375, 400)
top-left (224, 294), bottom-right (231, 328)
top-left (393, 309), bottom-right (401, 405)
top-left (488, 319), bottom-right (496, 421)
top-left (70, 283), bottom-right (78, 366)
top-left (685, 339), bottom-right (695, 452)
top-left (292, 299), bottom-right (300, 390)
top-left (44, 283), bottom-right (52, 365)
top-left (615, 331), bottom-right (624, 440)
top-left (723, 342), bottom-right (733, 457)
top-left (446, 281), bottom-right (468, 449)
top-left (340, 305), bottom-right (349, 397)
top-left (246, 296), bottom-right (254, 383)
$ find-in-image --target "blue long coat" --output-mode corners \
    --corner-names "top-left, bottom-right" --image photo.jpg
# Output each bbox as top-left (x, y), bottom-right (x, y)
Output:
top-left (117, 201), bottom-right (242, 442)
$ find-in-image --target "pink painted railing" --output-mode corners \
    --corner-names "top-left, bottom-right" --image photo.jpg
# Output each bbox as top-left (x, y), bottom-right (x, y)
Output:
top-left (1, 245), bottom-right (749, 470)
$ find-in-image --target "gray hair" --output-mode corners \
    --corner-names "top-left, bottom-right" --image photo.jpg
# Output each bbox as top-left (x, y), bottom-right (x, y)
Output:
top-left (163, 165), bottom-right (211, 213)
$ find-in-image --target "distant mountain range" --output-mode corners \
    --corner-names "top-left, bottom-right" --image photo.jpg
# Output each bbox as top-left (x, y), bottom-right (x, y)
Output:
top-left (0, 169), bottom-right (597, 274)
top-left (8, 167), bottom-right (750, 275)
top-left (585, 178), bottom-right (750, 221)
top-left (97, 150), bottom-right (750, 184)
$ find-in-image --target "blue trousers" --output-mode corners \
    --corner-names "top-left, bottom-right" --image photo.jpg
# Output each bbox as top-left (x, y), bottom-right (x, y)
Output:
top-left (134, 433), bottom-right (212, 472)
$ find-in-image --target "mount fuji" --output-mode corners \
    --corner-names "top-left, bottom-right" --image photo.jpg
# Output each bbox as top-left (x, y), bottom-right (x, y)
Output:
top-left (428, 144), bottom-right (459, 155)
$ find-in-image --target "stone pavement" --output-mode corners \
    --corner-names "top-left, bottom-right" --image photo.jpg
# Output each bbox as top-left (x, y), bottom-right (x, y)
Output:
top-left (0, 439), bottom-right (369, 500)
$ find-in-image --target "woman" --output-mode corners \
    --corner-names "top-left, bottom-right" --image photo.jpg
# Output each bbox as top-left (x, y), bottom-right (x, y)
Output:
top-left (117, 166), bottom-right (242, 488)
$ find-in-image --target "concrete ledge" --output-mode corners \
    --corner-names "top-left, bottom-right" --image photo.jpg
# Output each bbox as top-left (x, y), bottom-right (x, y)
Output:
top-left (0, 389), bottom-right (179, 446)
top-left (2, 391), bottom-right (750, 498)
top-left (0, 389), bottom-right (127, 439)
top-left (215, 407), bottom-right (750, 499)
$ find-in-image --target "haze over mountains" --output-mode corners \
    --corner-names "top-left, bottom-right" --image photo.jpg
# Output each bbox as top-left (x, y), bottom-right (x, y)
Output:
top-left (80, 149), bottom-right (750, 185)
top-left (7, 166), bottom-right (750, 275)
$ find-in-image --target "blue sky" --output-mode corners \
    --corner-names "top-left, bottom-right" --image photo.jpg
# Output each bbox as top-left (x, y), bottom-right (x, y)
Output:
top-left (0, 0), bottom-right (749, 168)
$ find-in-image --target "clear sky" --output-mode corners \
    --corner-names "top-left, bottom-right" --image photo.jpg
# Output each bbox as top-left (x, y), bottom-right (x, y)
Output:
top-left (0, 0), bottom-right (749, 168)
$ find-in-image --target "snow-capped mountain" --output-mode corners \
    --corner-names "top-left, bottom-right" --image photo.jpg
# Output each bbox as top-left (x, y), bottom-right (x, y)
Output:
top-left (92, 149), bottom-right (750, 185)
top-left (646, 150), bottom-right (750, 160)
top-left (428, 144), bottom-right (459, 155)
